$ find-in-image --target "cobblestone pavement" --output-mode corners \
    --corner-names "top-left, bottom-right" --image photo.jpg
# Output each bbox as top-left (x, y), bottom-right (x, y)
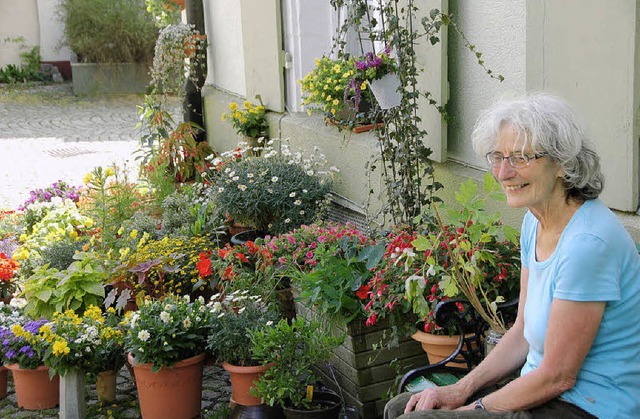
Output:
top-left (0, 83), bottom-right (233, 417)
top-left (0, 83), bottom-right (161, 210)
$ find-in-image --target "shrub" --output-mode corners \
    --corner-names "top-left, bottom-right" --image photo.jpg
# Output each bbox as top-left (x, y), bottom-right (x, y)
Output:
top-left (60, 0), bottom-right (158, 64)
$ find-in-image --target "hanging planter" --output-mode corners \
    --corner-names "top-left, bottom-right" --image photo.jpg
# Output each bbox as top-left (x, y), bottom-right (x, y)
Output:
top-left (369, 73), bottom-right (402, 109)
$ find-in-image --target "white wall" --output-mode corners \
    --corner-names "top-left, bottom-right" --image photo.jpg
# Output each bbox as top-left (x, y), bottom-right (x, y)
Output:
top-left (526, 0), bottom-right (639, 211)
top-left (205, 0), bottom-right (246, 96)
top-left (36, 0), bottom-right (71, 62)
top-left (447, 0), bottom-right (527, 167)
top-left (0, 0), bottom-right (39, 67)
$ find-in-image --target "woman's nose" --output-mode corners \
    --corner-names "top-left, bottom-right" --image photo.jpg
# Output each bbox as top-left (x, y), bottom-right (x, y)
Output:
top-left (493, 159), bottom-right (515, 180)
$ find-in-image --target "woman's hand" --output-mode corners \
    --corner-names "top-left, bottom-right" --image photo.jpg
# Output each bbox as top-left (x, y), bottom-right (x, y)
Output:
top-left (404, 386), bottom-right (467, 413)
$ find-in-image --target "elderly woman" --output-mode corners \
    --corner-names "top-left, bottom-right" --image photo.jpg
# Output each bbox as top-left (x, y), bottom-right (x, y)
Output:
top-left (385, 94), bottom-right (640, 419)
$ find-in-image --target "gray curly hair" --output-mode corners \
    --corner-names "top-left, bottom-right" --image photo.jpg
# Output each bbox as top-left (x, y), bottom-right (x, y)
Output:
top-left (471, 93), bottom-right (604, 201)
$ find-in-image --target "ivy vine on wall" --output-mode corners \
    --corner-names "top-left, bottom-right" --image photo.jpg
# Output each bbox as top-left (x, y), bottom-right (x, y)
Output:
top-left (329, 0), bottom-right (502, 227)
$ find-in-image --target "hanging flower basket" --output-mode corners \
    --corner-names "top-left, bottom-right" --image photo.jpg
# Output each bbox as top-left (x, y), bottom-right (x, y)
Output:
top-left (369, 73), bottom-right (402, 109)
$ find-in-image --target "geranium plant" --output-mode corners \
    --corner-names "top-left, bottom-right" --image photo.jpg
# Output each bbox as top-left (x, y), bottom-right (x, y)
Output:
top-left (0, 252), bottom-right (19, 299)
top-left (123, 294), bottom-right (211, 372)
top-left (221, 96), bottom-right (269, 138)
top-left (206, 292), bottom-right (280, 366)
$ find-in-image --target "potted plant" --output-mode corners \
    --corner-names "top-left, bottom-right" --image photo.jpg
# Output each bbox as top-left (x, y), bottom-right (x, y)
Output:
top-left (222, 96), bottom-right (269, 153)
top-left (364, 174), bottom-right (521, 362)
top-left (20, 251), bottom-right (107, 320)
top-left (59, 0), bottom-right (159, 94)
top-left (2, 318), bottom-right (60, 410)
top-left (300, 56), bottom-right (379, 132)
top-left (0, 301), bottom-right (25, 400)
top-left (123, 294), bottom-right (211, 419)
top-left (210, 141), bottom-right (334, 236)
top-left (351, 46), bottom-right (400, 109)
top-left (250, 316), bottom-right (344, 416)
top-left (41, 306), bottom-right (124, 416)
top-left (206, 292), bottom-right (280, 407)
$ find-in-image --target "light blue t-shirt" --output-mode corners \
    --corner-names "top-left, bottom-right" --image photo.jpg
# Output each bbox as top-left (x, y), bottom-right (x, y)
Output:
top-left (520, 199), bottom-right (640, 419)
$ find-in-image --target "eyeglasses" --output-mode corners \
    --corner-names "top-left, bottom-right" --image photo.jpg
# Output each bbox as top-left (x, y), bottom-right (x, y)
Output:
top-left (485, 152), bottom-right (546, 169)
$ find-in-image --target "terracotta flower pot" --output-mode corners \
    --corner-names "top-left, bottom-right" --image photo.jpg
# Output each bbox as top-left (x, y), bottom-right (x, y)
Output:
top-left (96, 370), bottom-right (118, 403)
top-left (6, 364), bottom-right (60, 410)
top-left (411, 330), bottom-right (477, 367)
top-left (223, 361), bottom-right (274, 406)
top-left (128, 352), bottom-right (205, 419)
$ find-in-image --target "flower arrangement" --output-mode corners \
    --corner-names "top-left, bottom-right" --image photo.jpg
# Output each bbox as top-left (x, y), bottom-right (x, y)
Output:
top-left (18, 180), bottom-right (81, 211)
top-left (210, 142), bottom-right (334, 235)
top-left (352, 46), bottom-right (398, 82)
top-left (300, 56), bottom-right (354, 117)
top-left (41, 306), bottom-right (124, 377)
top-left (206, 292), bottom-right (280, 366)
top-left (1, 318), bottom-right (49, 369)
top-left (0, 252), bottom-right (18, 299)
top-left (221, 96), bottom-right (269, 138)
top-left (123, 294), bottom-right (211, 372)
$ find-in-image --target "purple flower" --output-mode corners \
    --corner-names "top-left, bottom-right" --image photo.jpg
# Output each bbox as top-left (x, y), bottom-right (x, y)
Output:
top-left (5, 350), bottom-right (16, 359)
top-left (19, 345), bottom-right (31, 354)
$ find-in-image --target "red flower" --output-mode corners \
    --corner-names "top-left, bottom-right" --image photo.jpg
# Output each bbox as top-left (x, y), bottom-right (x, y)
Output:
top-left (365, 312), bottom-right (377, 327)
top-left (196, 252), bottom-right (212, 278)
top-left (356, 284), bottom-right (370, 300)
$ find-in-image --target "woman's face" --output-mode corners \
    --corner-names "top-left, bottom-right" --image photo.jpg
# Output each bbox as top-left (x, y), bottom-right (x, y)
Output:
top-left (491, 126), bottom-right (565, 212)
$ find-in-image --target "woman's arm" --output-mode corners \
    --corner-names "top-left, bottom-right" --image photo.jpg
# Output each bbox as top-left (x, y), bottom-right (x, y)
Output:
top-left (404, 267), bottom-right (531, 413)
top-left (475, 298), bottom-right (605, 412)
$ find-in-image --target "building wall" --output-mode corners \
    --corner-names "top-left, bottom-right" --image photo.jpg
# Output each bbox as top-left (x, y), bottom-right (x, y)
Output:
top-left (36, 0), bottom-right (71, 62)
top-left (204, 0), bottom-right (246, 96)
top-left (201, 0), bottom-right (640, 240)
top-left (0, 0), bottom-right (39, 67)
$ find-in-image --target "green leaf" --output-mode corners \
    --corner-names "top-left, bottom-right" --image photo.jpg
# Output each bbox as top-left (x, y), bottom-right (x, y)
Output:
top-left (411, 235), bottom-right (430, 251)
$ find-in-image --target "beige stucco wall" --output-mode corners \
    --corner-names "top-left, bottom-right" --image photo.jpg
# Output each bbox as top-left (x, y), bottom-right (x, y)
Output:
top-left (201, 0), bottom-right (640, 241)
top-left (204, 0), bottom-right (246, 96)
top-left (0, 0), bottom-right (39, 67)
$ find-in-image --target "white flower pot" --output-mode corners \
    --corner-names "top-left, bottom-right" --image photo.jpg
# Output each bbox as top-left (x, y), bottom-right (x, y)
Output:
top-left (369, 73), bottom-right (402, 109)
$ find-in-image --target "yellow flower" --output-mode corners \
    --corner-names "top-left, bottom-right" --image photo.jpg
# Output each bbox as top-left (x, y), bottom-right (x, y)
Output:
top-left (361, 81), bottom-right (368, 90)
top-left (130, 230), bottom-right (138, 239)
top-left (53, 339), bottom-right (71, 356)
top-left (104, 167), bottom-right (115, 177)
top-left (332, 99), bottom-right (339, 105)
top-left (244, 101), bottom-right (252, 108)
top-left (83, 172), bottom-right (93, 185)
top-left (229, 102), bottom-right (238, 111)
